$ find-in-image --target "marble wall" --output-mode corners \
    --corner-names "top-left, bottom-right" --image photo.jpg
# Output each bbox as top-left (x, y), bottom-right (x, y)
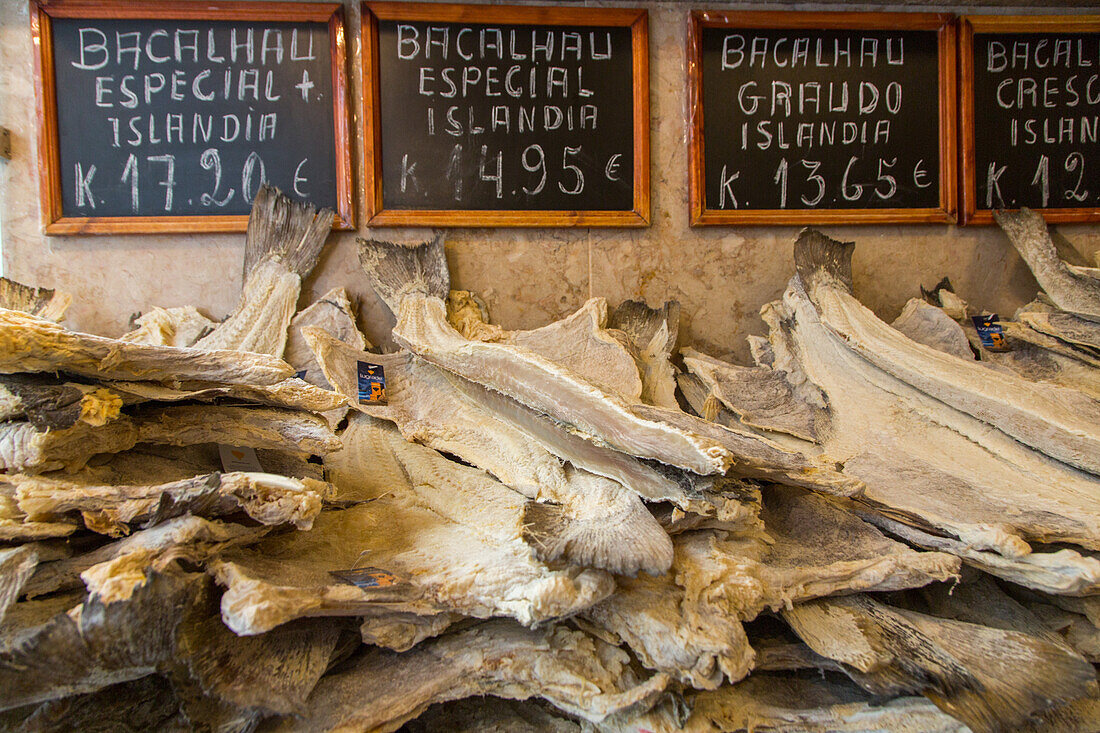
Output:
top-left (1, 0), bottom-right (1097, 364)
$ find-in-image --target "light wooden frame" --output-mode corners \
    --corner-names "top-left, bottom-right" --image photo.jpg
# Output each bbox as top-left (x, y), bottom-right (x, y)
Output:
top-left (31, 0), bottom-right (354, 234)
top-left (958, 14), bottom-right (1100, 225)
top-left (688, 10), bottom-right (957, 226)
top-left (362, 2), bottom-right (650, 227)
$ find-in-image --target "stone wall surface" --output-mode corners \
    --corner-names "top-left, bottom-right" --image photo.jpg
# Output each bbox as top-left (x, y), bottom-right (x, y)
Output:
top-left (1, 0), bottom-right (1097, 363)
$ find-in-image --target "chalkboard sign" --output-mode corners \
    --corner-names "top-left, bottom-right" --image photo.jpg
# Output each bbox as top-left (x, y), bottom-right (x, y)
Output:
top-left (688, 12), bottom-right (957, 225)
top-left (31, 1), bottom-right (353, 234)
top-left (362, 2), bottom-right (649, 227)
top-left (960, 15), bottom-right (1100, 225)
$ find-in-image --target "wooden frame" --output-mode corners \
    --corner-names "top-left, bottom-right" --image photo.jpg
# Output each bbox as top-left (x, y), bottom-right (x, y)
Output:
top-left (688, 11), bottom-right (957, 226)
top-left (31, 0), bottom-right (354, 234)
top-left (959, 15), bottom-right (1100, 225)
top-left (362, 2), bottom-right (650, 227)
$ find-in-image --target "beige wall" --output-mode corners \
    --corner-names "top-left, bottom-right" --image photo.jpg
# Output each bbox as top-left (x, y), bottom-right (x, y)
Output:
top-left (2, 0), bottom-right (1097, 364)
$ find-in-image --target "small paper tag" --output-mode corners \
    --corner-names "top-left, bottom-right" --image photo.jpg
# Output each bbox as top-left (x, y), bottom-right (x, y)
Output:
top-left (357, 362), bottom-right (386, 404)
top-left (971, 314), bottom-right (1009, 351)
top-left (218, 444), bottom-right (264, 473)
top-left (330, 567), bottom-right (400, 589)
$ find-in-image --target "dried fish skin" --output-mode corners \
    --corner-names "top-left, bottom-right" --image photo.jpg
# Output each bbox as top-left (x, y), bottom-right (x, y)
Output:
top-left (855, 510), bottom-right (1100, 597)
top-left (671, 673), bottom-right (967, 733)
top-left (1019, 309), bottom-right (1100, 353)
top-left (106, 377), bottom-right (346, 414)
top-left (121, 306), bottom-right (215, 347)
top-left (681, 348), bottom-right (829, 442)
top-left (359, 237), bottom-right (732, 475)
top-left (403, 696), bottom-right (581, 733)
top-left (270, 620), bottom-right (670, 731)
top-left (891, 298), bottom-right (975, 361)
top-left (0, 675), bottom-right (187, 733)
top-left (782, 594), bottom-right (1098, 733)
top-left (10, 460), bottom-right (331, 536)
top-left (795, 228), bottom-right (1100, 477)
top-left (0, 546), bottom-right (37, 624)
top-left (284, 287), bottom-right (369, 391)
top-left (0, 405), bottom-right (340, 473)
top-left (0, 278), bottom-right (70, 322)
top-left (609, 299), bottom-right (681, 409)
top-left (175, 614), bottom-right (345, 717)
top-left (0, 569), bottom-right (209, 712)
top-left (22, 516), bottom-right (265, 599)
top-left (995, 208), bottom-right (1100, 317)
top-left (0, 375), bottom-right (121, 430)
top-left (194, 259), bottom-right (301, 357)
top-left (0, 309), bottom-right (296, 385)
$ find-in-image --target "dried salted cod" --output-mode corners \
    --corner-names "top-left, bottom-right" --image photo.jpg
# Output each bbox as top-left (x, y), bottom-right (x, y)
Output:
top-left (105, 376), bottom-right (345, 414)
top-left (8, 459), bottom-right (332, 536)
top-left (0, 308), bottom-right (295, 385)
top-left (796, 228), bottom-right (1100, 476)
top-left (1019, 309), bottom-right (1100, 353)
top-left (608, 299), bottom-right (682, 409)
top-left (0, 374), bottom-right (121, 429)
top-left (0, 404), bottom-right (339, 473)
top-left (121, 306), bottom-right (215, 347)
top-left (681, 348), bottom-right (828, 442)
top-left (0, 278), bottom-right (70, 322)
top-left (600, 673), bottom-right (968, 733)
top-left (0, 675), bottom-right (188, 732)
top-left (0, 546), bottom-right (37, 623)
top-left (0, 483), bottom-right (77, 541)
top-left (308, 330), bottom-right (713, 509)
top-left (584, 487), bottom-right (957, 690)
top-left (283, 287), bottom-right (369, 390)
top-left (196, 186), bottom-right (333, 356)
top-left (891, 298), bottom-right (976, 361)
top-left (0, 569), bottom-right (209, 712)
top-left (855, 510), bottom-right (1100, 596)
top-left (307, 333), bottom-right (673, 575)
top-left (995, 208), bottom-right (1100, 317)
top-left (405, 696), bottom-right (581, 733)
top-left (446, 291), bottom-right (644, 400)
top-left (269, 620), bottom-right (670, 731)
top-left (782, 593), bottom-right (1098, 732)
top-left (977, 330), bottom-right (1100, 401)
top-left (359, 236), bottom-right (731, 475)
top-left (214, 415), bottom-right (612, 636)
top-left (766, 237), bottom-right (1100, 565)
top-left (174, 614), bottom-right (348, 718)
top-left (22, 516), bottom-right (264, 599)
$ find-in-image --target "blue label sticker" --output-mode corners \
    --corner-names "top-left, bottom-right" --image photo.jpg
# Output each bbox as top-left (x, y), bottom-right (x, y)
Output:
top-left (330, 567), bottom-right (400, 589)
top-left (972, 314), bottom-right (1008, 351)
top-left (295, 370), bottom-right (308, 380)
top-left (357, 362), bottom-right (386, 404)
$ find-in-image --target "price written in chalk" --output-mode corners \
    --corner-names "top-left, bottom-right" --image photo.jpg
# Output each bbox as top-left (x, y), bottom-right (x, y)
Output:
top-left (398, 142), bottom-right (626, 202)
top-left (718, 154), bottom-right (935, 209)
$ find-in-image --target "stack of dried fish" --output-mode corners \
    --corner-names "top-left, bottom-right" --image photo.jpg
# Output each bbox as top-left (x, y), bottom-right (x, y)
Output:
top-left (1, 198), bottom-right (1098, 732)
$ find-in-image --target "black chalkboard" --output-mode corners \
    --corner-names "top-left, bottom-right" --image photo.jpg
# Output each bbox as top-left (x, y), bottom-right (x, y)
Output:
top-left (32, 1), bottom-right (353, 234)
top-left (689, 12), bottom-right (957, 225)
top-left (961, 16), bottom-right (1100, 224)
top-left (363, 3), bottom-right (650, 227)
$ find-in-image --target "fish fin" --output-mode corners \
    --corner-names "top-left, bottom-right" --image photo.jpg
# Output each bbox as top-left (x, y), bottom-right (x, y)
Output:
top-left (358, 234), bottom-right (449, 315)
top-left (243, 184), bottom-right (334, 279)
top-left (794, 228), bottom-right (855, 295)
top-left (0, 278), bottom-right (71, 321)
top-left (522, 500), bottom-right (673, 577)
top-left (610, 300), bottom-right (681, 357)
